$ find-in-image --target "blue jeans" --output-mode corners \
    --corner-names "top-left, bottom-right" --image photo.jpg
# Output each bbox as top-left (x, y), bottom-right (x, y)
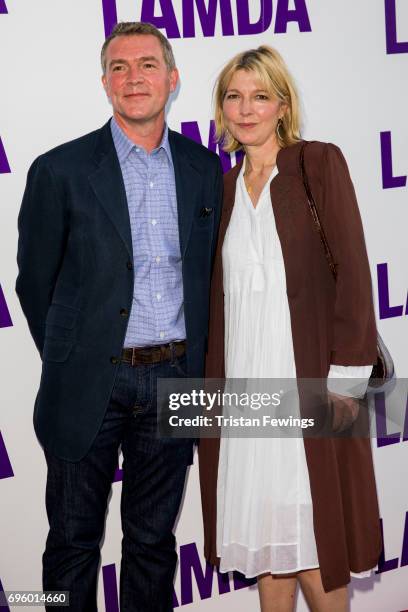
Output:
top-left (43, 352), bottom-right (193, 611)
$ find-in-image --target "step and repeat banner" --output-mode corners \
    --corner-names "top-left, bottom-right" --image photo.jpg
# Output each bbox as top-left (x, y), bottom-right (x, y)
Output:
top-left (0, 1), bottom-right (407, 610)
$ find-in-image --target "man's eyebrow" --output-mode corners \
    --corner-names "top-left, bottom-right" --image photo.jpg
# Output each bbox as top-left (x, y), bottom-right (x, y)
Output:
top-left (109, 58), bottom-right (128, 68)
top-left (109, 56), bottom-right (160, 68)
top-left (138, 55), bottom-right (160, 63)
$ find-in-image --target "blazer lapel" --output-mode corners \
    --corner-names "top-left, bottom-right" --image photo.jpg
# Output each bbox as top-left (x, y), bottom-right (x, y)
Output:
top-left (169, 130), bottom-right (202, 257)
top-left (88, 121), bottom-right (133, 259)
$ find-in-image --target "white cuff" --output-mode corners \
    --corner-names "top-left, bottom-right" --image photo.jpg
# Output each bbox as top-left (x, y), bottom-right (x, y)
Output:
top-left (327, 365), bottom-right (373, 398)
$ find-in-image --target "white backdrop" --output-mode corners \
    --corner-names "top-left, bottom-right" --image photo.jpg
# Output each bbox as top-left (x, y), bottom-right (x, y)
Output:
top-left (1, 1), bottom-right (407, 610)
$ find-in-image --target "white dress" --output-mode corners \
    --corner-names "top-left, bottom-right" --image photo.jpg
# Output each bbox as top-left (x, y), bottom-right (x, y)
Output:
top-left (216, 164), bottom-right (373, 578)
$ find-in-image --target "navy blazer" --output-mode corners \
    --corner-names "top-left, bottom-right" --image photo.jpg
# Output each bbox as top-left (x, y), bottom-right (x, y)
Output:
top-left (16, 120), bottom-right (223, 461)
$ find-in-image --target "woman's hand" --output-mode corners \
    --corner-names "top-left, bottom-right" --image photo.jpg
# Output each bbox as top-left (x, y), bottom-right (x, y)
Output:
top-left (328, 391), bottom-right (360, 432)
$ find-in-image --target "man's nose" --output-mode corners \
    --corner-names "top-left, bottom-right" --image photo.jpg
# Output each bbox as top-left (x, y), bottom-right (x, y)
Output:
top-left (127, 64), bottom-right (144, 83)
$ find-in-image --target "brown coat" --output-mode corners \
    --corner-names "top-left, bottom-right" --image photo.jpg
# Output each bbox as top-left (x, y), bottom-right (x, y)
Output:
top-left (198, 140), bottom-right (382, 593)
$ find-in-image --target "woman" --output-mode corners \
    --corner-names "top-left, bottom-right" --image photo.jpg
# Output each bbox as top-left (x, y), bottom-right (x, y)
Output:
top-left (199, 46), bottom-right (381, 612)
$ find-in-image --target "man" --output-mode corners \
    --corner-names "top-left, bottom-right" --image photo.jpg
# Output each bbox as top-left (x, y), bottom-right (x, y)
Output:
top-left (16, 21), bottom-right (222, 612)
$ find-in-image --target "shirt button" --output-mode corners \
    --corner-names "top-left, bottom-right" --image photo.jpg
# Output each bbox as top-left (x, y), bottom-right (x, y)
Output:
top-left (150, 181), bottom-right (154, 188)
top-left (151, 219), bottom-right (157, 226)
top-left (159, 331), bottom-right (165, 339)
top-left (155, 256), bottom-right (161, 263)
top-left (126, 261), bottom-right (133, 270)
top-left (156, 293), bottom-right (161, 301)
top-left (110, 356), bottom-right (119, 364)
top-left (120, 308), bottom-right (128, 317)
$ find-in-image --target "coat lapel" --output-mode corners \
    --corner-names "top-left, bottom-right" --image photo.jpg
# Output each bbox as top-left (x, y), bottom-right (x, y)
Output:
top-left (270, 142), bottom-right (306, 245)
top-left (88, 121), bottom-right (133, 259)
top-left (168, 130), bottom-right (202, 257)
top-left (223, 144), bottom-right (299, 220)
top-left (270, 143), bottom-right (301, 210)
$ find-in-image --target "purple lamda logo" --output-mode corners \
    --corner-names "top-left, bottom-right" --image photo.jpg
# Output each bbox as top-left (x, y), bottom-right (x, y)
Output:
top-left (0, 138), bottom-right (11, 174)
top-left (377, 512), bottom-right (408, 574)
top-left (181, 120), bottom-right (243, 173)
top-left (102, 0), bottom-right (311, 39)
top-left (380, 132), bottom-right (406, 189)
top-left (0, 142), bottom-right (14, 336)
top-left (0, 577), bottom-right (11, 611)
top-left (375, 390), bottom-right (408, 448)
top-left (0, 0), bottom-right (8, 14)
top-left (101, 526), bottom-right (408, 610)
top-left (385, 0), bottom-right (408, 54)
top-left (377, 263), bottom-right (407, 320)
top-left (0, 431), bottom-right (14, 480)
top-left (102, 543), bottom-right (256, 610)
top-left (0, 285), bottom-right (13, 329)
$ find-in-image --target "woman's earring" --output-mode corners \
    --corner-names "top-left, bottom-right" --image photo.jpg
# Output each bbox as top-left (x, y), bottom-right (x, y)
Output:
top-left (276, 118), bottom-right (284, 140)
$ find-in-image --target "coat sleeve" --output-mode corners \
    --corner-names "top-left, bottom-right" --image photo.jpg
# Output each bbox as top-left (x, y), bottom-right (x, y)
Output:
top-left (321, 143), bottom-right (377, 366)
top-left (15, 155), bottom-right (68, 356)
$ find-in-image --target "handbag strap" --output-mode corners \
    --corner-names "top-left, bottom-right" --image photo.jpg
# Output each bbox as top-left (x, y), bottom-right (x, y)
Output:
top-left (299, 141), bottom-right (338, 281)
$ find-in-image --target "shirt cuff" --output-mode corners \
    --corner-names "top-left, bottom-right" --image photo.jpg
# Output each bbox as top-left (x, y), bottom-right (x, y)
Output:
top-left (327, 365), bottom-right (373, 398)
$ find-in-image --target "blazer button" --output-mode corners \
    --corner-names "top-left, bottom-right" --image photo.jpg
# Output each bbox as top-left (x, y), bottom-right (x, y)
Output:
top-left (120, 308), bottom-right (128, 317)
top-left (126, 261), bottom-right (133, 270)
top-left (110, 356), bottom-right (119, 364)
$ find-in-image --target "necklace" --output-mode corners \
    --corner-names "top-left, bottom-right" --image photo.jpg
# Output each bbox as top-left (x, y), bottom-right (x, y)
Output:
top-left (244, 174), bottom-right (253, 195)
top-left (244, 164), bottom-right (276, 196)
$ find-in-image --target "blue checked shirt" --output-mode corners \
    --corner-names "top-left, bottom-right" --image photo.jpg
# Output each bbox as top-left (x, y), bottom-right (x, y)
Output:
top-left (111, 117), bottom-right (186, 347)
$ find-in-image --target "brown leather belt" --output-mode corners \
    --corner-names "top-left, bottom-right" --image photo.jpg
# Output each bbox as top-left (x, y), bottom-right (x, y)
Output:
top-left (121, 341), bottom-right (186, 367)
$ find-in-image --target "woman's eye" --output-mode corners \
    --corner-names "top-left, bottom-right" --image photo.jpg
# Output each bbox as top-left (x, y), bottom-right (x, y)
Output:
top-left (226, 94), bottom-right (239, 100)
top-left (256, 94), bottom-right (269, 100)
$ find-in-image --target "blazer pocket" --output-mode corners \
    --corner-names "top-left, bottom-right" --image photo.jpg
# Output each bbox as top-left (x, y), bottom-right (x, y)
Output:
top-left (42, 337), bottom-right (73, 363)
top-left (194, 210), bottom-right (215, 229)
top-left (199, 206), bottom-right (214, 218)
top-left (45, 304), bottom-right (79, 340)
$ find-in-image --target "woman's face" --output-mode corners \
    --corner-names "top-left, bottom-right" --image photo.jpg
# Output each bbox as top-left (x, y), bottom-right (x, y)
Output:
top-left (222, 69), bottom-right (284, 148)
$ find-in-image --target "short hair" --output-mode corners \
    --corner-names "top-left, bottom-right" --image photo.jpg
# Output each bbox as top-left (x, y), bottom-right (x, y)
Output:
top-left (214, 45), bottom-right (302, 152)
top-left (101, 21), bottom-right (176, 74)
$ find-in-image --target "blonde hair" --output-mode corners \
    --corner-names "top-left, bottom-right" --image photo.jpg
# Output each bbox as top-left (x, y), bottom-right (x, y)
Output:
top-left (214, 45), bottom-right (301, 152)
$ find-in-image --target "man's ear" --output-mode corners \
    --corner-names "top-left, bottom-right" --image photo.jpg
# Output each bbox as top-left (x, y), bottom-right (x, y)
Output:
top-left (169, 68), bottom-right (179, 93)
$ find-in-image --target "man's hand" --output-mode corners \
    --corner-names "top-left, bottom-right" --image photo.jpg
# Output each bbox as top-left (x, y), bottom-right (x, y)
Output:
top-left (329, 391), bottom-right (360, 432)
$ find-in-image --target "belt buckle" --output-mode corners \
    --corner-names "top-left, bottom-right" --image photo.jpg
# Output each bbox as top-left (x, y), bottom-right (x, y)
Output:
top-left (168, 342), bottom-right (175, 362)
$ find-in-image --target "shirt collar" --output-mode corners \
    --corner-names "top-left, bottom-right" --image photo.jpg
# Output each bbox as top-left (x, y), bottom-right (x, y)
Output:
top-left (110, 116), bottom-right (172, 163)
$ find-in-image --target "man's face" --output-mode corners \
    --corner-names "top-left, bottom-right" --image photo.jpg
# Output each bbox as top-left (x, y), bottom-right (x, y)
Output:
top-left (102, 34), bottom-right (178, 125)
